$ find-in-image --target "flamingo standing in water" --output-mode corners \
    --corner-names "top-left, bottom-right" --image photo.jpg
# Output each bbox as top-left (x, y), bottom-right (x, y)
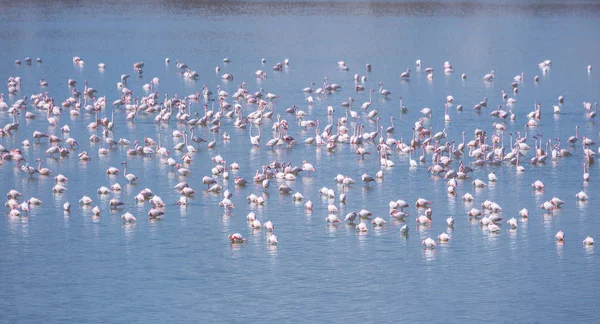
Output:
top-left (567, 126), bottom-right (579, 145)
top-left (121, 162), bottom-right (138, 184)
top-left (356, 221), bottom-right (368, 232)
top-left (378, 82), bottom-right (391, 97)
top-left (361, 173), bottom-right (374, 187)
top-left (228, 233), bottom-right (247, 243)
top-left (36, 158), bottom-right (53, 175)
top-left (249, 123), bottom-right (261, 146)
top-left (301, 160), bottom-right (316, 176)
top-left (422, 237), bottom-right (436, 247)
top-left (361, 89), bottom-right (375, 110)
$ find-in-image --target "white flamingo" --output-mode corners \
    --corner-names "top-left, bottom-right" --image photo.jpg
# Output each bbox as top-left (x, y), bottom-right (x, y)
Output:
top-left (121, 162), bottom-right (138, 184)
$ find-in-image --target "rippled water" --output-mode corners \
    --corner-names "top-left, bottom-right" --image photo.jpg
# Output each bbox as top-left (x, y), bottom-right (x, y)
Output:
top-left (1, 1), bottom-right (600, 322)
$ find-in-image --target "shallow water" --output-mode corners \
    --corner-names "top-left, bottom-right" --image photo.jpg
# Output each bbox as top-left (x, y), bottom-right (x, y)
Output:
top-left (1, 0), bottom-right (600, 323)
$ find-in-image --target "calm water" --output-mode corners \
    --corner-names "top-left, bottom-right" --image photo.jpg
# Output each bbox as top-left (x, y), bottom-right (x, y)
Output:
top-left (1, 0), bottom-right (600, 322)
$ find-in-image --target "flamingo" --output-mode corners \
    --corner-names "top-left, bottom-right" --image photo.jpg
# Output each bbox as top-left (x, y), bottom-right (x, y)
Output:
top-left (301, 160), bottom-right (316, 176)
top-left (249, 123), bottom-right (261, 146)
top-left (21, 164), bottom-right (38, 177)
top-left (32, 130), bottom-right (49, 143)
top-left (400, 68), bottom-right (411, 79)
top-left (567, 126), bottom-right (579, 145)
top-left (344, 212), bottom-right (358, 223)
top-left (467, 208), bottom-right (482, 217)
top-left (97, 186), bottom-right (111, 194)
top-left (79, 195), bottom-right (93, 205)
top-left (361, 89), bottom-right (375, 110)
top-left (267, 233), bottom-right (278, 245)
top-left (576, 191), bottom-right (588, 201)
top-left (416, 215), bottom-right (431, 224)
top-left (386, 117), bottom-right (395, 133)
top-left (356, 220), bottom-right (368, 232)
top-left (121, 212), bottom-right (136, 223)
top-left (361, 173), bottom-right (374, 187)
top-left (372, 217), bottom-right (386, 226)
top-left (438, 232), bottom-right (450, 242)
top-left (262, 220), bottom-right (274, 232)
top-left (228, 233), bottom-right (247, 243)
top-left (483, 71), bottom-right (495, 81)
top-left (422, 237), bottom-right (436, 248)
top-left (378, 82), bottom-right (391, 97)
top-left (487, 223), bottom-right (501, 233)
top-left (416, 198), bottom-right (432, 207)
top-left (121, 162), bottom-right (138, 184)
top-left (304, 200), bottom-right (313, 211)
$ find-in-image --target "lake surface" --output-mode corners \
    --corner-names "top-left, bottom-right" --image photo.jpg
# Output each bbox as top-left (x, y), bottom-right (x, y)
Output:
top-left (1, 0), bottom-right (600, 322)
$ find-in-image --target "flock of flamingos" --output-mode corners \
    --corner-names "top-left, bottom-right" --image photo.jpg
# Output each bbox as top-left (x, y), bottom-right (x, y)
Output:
top-left (2, 56), bottom-right (597, 249)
